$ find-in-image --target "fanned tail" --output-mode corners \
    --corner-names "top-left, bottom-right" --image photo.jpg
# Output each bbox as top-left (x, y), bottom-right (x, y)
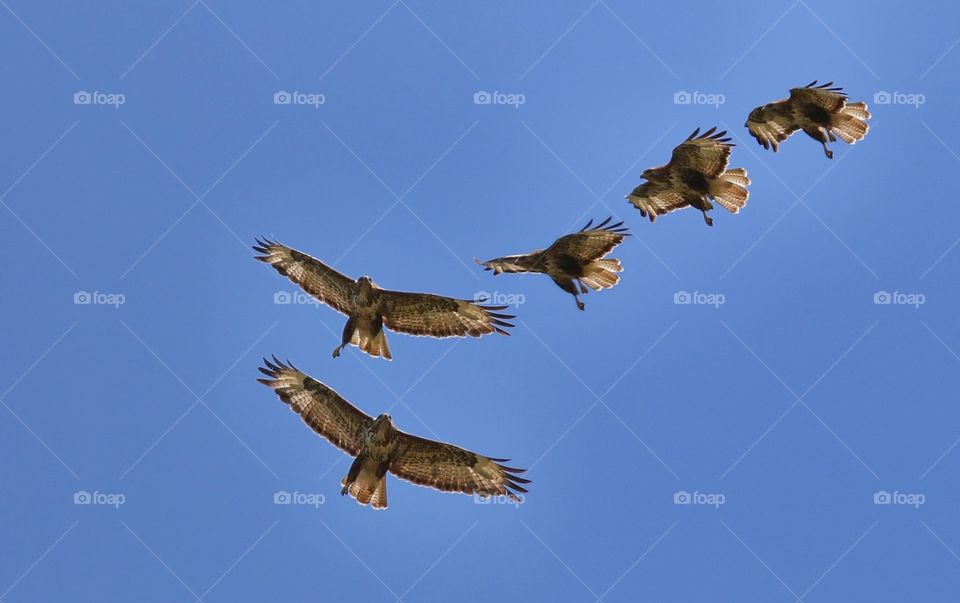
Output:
top-left (710, 169), bottom-right (750, 214)
top-left (580, 258), bottom-right (622, 290)
top-left (831, 112), bottom-right (870, 144)
top-left (342, 460), bottom-right (388, 510)
top-left (359, 329), bottom-right (392, 361)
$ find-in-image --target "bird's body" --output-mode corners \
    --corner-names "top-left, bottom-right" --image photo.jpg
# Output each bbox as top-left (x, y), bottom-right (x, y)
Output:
top-left (477, 217), bottom-right (629, 310)
top-left (258, 358), bottom-right (530, 509)
top-left (627, 128), bottom-right (750, 226)
top-left (254, 239), bottom-right (514, 360)
top-left (746, 81), bottom-right (871, 158)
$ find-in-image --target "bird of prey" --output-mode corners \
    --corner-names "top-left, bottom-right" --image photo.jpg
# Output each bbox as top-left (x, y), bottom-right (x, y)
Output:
top-left (745, 80), bottom-right (871, 159)
top-left (254, 239), bottom-right (514, 360)
top-left (626, 127), bottom-right (750, 226)
top-left (258, 357), bottom-right (530, 509)
top-left (476, 217), bottom-right (630, 311)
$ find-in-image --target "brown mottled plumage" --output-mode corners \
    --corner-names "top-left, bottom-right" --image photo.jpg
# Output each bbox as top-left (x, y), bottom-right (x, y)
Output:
top-left (746, 80), bottom-right (871, 159)
top-left (258, 357), bottom-right (530, 509)
top-left (253, 239), bottom-right (514, 360)
top-left (626, 127), bottom-right (750, 227)
top-left (476, 217), bottom-right (630, 310)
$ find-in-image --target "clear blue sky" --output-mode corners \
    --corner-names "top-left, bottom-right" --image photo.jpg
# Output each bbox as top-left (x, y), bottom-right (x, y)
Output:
top-left (1, 1), bottom-right (958, 600)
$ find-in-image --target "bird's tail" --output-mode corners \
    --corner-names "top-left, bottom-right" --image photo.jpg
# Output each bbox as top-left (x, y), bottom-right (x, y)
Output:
top-left (710, 169), bottom-right (750, 214)
top-left (830, 105), bottom-right (870, 144)
top-left (581, 258), bottom-right (622, 290)
top-left (359, 328), bottom-right (392, 361)
top-left (342, 459), bottom-right (388, 510)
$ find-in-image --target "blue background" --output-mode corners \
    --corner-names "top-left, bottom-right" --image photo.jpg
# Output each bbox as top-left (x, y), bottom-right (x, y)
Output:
top-left (1, 1), bottom-right (958, 600)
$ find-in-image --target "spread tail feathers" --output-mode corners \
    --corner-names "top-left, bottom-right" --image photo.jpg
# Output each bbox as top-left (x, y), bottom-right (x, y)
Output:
top-left (359, 329), bottom-right (392, 360)
top-left (710, 171), bottom-right (750, 214)
top-left (580, 258), bottom-right (622, 290)
top-left (342, 461), bottom-right (388, 510)
top-left (830, 112), bottom-right (869, 144)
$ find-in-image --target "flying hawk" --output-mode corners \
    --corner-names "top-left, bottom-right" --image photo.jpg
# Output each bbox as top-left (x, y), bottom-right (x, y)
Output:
top-left (254, 239), bottom-right (514, 360)
top-left (258, 357), bottom-right (530, 509)
top-left (476, 217), bottom-right (630, 311)
top-left (626, 127), bottom-right (750, 226)
top-left (745, 80), bottom-right (871, 159)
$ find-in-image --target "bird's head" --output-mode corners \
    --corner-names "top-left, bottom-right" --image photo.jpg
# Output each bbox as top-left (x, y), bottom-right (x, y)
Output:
top-left (357, 275), bottom-right (375, 292)
top-left (373, 413), bottom-right (394, 432)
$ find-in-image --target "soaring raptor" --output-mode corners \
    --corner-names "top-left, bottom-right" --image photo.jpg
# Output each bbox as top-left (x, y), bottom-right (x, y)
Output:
top-left (745, 80), bottom-right (871, 159)
top-left (626, 127), bottom-right (750, 227)
top-left (258, 357), bottom-right (530, 509)
top-left (254, 239), bottom-right (514, 360)
top-left (476, 217), bottom-right (630, 311)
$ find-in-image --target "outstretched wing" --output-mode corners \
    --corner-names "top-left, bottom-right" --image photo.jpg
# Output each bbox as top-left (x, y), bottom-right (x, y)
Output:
top-left (789, 80), bottom-right (848, 113)
top-left (474, 252), bottom-right (544, 275)
top-left (626, 180), bottom-right (690, 222)
top-left (253, 238), bottom-right (355, 316)
top-left (389, 431), bottom-right (530, 501)
top-left (668, 127), bottom-right (733, 178)
top-left (379, 290), bottom-right (514, 338)
top-left (257, 357), bottom-right (373, 456)
top-left (546, 217), bottom-right (630, 261)
top-left (746, 100), bottom-right (799, 152)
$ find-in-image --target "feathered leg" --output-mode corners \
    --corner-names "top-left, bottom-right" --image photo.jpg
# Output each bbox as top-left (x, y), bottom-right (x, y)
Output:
top-left (552, 277), bottom-right (585, 311)
top-left (804, 127), bottom-right (833, 159)
top-left (333, 317), bottom-right (356, 358)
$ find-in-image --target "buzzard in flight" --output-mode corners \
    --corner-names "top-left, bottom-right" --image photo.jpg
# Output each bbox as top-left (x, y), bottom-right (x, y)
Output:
top-left (254, 239), bottom-right (514, 360)
top-left (745, 80), bottom-right (871, 158)
top-left (476, 217), bottom-right (630, 311)
top-left (626, 127), bottom-right (750, 226)
top-left (258, 357), bottom-right (530, 509)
